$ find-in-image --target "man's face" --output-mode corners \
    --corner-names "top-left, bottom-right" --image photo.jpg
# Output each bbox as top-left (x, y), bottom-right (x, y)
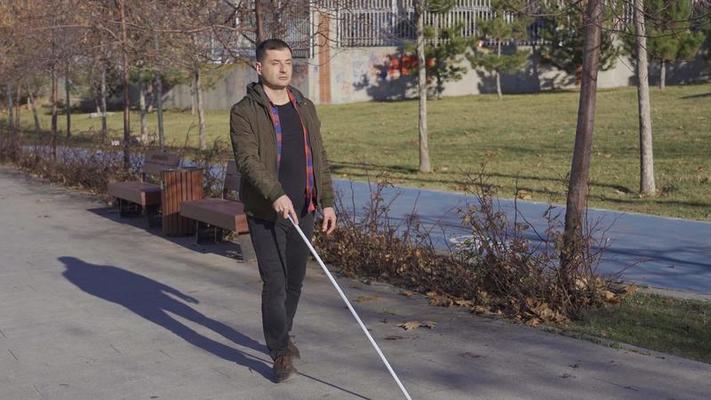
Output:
top-left (256, 48), bottom-right (293, 89)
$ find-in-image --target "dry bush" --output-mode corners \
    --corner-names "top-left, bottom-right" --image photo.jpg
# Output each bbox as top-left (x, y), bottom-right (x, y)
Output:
top-left (1, 136), bottom-right (134, 197)
top-left (184, 138), bottom-right (231, 198)
top-left (314, 174), bottom-right (623, 326)
top-left (1, 134), bottom-right (229, 200)
top-left (314, 179), bottom-right (477, 299)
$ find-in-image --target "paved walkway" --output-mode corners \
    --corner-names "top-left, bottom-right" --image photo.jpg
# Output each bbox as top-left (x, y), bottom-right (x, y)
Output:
top-left (333, 180), bottom-right (711, 295)
top-left (1, 166), bottom-right (710, 400)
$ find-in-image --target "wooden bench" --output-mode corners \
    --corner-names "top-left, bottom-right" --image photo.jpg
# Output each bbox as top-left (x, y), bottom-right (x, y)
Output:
top-left (180, 160), bottom-right (254, 260)
top-left (107, 149), bottom-right (180, 226)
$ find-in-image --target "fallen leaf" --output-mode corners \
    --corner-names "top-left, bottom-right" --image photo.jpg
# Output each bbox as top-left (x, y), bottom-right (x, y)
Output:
top-left (454, 299), bottom-right (475, 308)
top-left (426, 291), bottom-right (453, 307)
top-left (525, 317), bottom-right (542, 327)
top-left (399, 290), bottom-right (416, 297)
top-left (398, 321), bottom-right (421, 331)
top-left (602, 290), bottom-right (619, 303)
top-left (516, 190), bottom-right (532, 200)
top-left (472, 305), bottom-right (490, 315)
top-left (354, 295), bottom-right (379, 304)
top-left (623, 284), bottom-right (637, 295)
top-left (398, 320), bottom-right (437, 331)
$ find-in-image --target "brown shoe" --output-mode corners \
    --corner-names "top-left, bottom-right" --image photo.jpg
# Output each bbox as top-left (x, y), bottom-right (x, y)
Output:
top-left (287, 338), bottom-right (301, 360)
top-left (273, 354), bottom-right (296, 383)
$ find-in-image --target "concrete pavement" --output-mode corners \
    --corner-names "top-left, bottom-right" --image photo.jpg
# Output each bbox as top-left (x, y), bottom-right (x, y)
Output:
top-left (1, 165), bottom-right (710, 400)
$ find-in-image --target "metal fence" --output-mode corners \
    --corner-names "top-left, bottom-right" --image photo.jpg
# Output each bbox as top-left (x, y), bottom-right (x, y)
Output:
top-left (229, 0), bottom-right (313, 58)
top-left (322, 0), bottom-right (644, 48)
top-left (217, 0), bottom-right (649, 57)
top-left (324, 0), bottom-right (494, 47)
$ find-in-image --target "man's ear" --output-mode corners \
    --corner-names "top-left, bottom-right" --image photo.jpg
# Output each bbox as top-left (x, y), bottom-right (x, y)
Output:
top-left (255, 61), bottom-right (262, 76)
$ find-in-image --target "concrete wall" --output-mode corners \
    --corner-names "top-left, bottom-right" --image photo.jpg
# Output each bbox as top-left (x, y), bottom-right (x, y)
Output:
top-left (324, 45), bottom-right (638, 103)
top-left (162, 46), bottom-right (709, 109)
top-left (163, 61), bottom-right (311, 111)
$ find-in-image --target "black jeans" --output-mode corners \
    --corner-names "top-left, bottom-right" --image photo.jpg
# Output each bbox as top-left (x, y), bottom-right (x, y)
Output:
top-left (247, 212), bottom-right (315, 360)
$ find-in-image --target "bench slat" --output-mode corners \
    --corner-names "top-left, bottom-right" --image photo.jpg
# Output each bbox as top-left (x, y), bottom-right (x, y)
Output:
top-left (144, 150), bottom-right (181, 177)
top-left (180, 198), bottom-right (249, 234)
top-left (108, 182), bottom-right (161, 206)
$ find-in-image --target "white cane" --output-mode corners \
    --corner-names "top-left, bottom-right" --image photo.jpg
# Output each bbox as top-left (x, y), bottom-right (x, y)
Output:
top-left (287, 215), bottom-right (413, 400)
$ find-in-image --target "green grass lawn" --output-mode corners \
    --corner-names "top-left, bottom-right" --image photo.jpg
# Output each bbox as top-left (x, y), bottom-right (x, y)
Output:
top-left (563, 292), bottom-right (711, 364)
top-left (14, 82), bottom-right (711, 220)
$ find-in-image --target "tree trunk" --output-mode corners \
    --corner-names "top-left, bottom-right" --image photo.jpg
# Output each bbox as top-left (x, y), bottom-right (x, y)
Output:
top-left (255, 0), bottom-right (266, 43)
top-left (561, 0), bottom-right (603, 272)
top-left (194, 67), bottom-right (207, 150)
top-left (496, 40), bottom-right (503, 99)
top-left (416, 0), bottom-right (431, 173)
top-left (118, 0), bottom-right (131, 170)
top-left (100, 64), bottom-right (108, 140)
top-left (6, 83), bottom-right (14, 138)
top-left (65, 65), bottom-right (71, 138)
top-left (139, 80), bottom-right (148, 144)
top-left (27, 86), bottom-right (41, 133)
top-left (634, 0), bottom-right (655, 196)
top-left (146, 83), bottom-right (154, 113)
top-left (14, 84), bottom-right (21, 129)
top-left (155, 75), bottom-right (165, 149)
top-left (51, 66), bottom-right (59, 159)
top-left (153, 30), bottom-right (165, 149)
top-left (659, 59), bottom-right (666, 90)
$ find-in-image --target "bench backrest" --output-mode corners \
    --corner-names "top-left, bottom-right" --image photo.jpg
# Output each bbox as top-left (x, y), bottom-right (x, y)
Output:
top-left (223, 160), bottom-right (241, 197)
top-left (143, 150), bottom-right (181, 178)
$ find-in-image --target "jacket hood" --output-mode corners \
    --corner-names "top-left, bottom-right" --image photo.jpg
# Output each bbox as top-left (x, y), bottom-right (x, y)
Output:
top-left (246, 82), bottom-right (306, 108)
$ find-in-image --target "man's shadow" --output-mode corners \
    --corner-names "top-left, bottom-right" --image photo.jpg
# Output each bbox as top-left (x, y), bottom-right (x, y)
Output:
top-left (59, 256), bottom-right (273, 380)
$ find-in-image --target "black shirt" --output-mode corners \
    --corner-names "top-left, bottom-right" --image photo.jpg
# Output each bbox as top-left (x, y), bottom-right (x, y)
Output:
top-left (276, 102), bottom-right (308, 216)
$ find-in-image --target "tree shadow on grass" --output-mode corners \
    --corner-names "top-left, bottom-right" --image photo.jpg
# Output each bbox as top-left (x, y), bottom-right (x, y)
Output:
top-left (681, 92), bottom-right (711, 99)
top-left (330, 160), bottom-right (646, 196)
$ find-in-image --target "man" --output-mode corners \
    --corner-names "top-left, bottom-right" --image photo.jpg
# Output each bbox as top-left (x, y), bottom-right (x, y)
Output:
top-left (229, 39), bottom-right (337, 383)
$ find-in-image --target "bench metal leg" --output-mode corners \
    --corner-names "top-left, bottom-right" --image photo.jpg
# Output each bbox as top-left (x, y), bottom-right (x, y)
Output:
top-left (195, 221), bottom-right (226, 245)
top-left (144, 204), bottom-right (160, 228)
top-left (118, 198), bottom-right (140, 218)
top-left (194, 220), bottom-right (202, 244)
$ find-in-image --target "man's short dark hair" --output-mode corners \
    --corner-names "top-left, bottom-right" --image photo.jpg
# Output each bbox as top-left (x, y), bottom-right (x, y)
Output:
top-left (256, 39), bottom-right (292, 62)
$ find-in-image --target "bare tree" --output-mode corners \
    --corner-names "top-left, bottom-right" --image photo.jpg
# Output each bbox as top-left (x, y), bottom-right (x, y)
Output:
top-left (255, 0), bottom-right (266, 43)
top-left (118, 0), bottom-right (132, 168)
top-left (167, 0), bottom-right (245, 150)
top-left (153, 29), bottom-right (165, 149)
top-left (65, 63), bottom-right (72, 138)
top-left (415, 0), bottom-right (431, 173)
top-left (634, 0), bottom-right (655, 196)
top-left (561, 0), bottom-right (603, 271)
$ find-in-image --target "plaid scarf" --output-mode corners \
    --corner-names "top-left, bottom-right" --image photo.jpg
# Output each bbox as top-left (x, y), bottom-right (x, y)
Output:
top-left (266, 88), bottom-right (316, 213)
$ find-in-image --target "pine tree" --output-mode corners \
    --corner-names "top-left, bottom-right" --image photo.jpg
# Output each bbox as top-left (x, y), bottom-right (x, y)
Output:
top-left (538, 1), bottom-right (619, 85)
top-left (424, 24), bottom-right (471, 99)
top-left (406, 0), bottom-right (470, 99)
top-left (467, 0), bottom-right (530, 98)
top-left (645, 0), bottom-right (705, 89)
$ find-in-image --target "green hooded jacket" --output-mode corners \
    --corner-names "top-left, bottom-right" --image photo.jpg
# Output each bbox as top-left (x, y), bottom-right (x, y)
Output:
top-left (229, 82), bottom-right (334, 221)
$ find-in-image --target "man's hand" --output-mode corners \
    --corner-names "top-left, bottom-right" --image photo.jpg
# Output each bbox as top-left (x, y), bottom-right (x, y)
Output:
top-left (273, 195), bottom-right (298, 224)
top-left (321, 207), bottom-right (337, 235)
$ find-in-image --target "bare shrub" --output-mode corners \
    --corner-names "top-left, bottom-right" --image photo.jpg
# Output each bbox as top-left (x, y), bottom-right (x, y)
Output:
top-left (314, 173), bottom-right (621, 325)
